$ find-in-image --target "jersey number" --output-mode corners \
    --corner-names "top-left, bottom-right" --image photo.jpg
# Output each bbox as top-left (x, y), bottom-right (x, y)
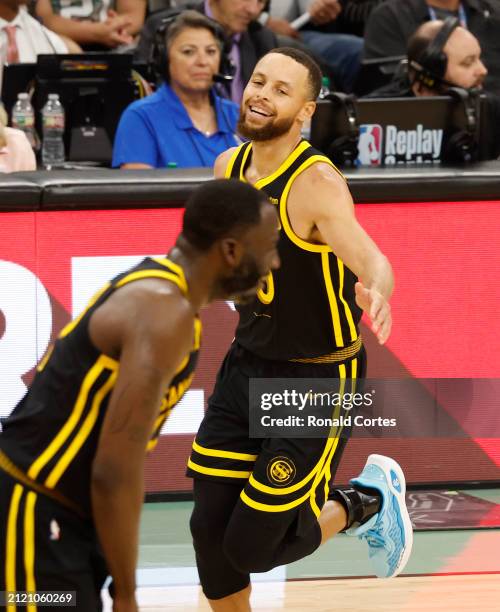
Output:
top-left (257, 271), bottom-right (274, 305)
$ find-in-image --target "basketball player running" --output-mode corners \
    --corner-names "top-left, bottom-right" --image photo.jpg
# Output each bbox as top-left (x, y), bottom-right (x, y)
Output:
top-left (187, 48), bottom-right (413, 611)
top-left (0, 180), bottom-right (279, 612)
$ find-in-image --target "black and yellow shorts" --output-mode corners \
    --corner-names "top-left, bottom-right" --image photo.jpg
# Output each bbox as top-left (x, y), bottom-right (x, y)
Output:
top-left (187, 342), bottom-right (366, 526)
top-left (0, 470), bottom-right (107, 612)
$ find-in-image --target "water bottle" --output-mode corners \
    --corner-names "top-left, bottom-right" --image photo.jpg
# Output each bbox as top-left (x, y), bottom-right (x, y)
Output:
top-left (11, 93), bottom-right (37, 149)
top-left (42, 94), bottom-right (65, 167)
top-left (319, 76), bottom-right (331, 99)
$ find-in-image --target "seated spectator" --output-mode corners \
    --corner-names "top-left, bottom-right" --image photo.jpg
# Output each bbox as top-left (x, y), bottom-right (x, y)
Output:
top-left (113, 11), bottom-right (240, 169)
top-left (266, 0), bottom-right (379, 92)
top-left (364, 0), bottom-right (500, 96)
top-left (0, 0), bottom-right (68, 62)
top-left (135, 0), bottom-right (278, 103)
top-left (35, 0), bottom-right (146, 50)
top-left (0, 102), bottom-right (36, 171)
top-left (368, 20), bottom-right (500, 160)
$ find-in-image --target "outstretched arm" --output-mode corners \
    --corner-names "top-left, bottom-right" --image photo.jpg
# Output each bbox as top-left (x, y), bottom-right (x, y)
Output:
top-left (291, 163), bottom-right (394, 344)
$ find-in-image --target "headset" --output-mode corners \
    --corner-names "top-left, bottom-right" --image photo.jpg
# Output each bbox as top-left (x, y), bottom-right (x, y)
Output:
top-left (442, 86), bottom-right (480, 163)
top-left (409, 16), bottom-right (460, 91)
top-left (324, 92), bottom-right (360, 167)
top-left (150, 12), bottom-right (235, 87)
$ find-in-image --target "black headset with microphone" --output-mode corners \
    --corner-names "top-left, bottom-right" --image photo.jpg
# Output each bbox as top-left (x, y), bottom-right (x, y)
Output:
top-left (149, 12), bottom-right (235, 89)
top-left (409, 16), bottom-right (460, 91)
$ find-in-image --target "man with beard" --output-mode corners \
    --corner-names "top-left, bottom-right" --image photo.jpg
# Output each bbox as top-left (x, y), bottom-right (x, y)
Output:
top-left (367, 19), bottom-right (500, 161)
top-left (0, 179), bottom-right (279, 612)
top-left (187, 48), bottom-right (413, 611)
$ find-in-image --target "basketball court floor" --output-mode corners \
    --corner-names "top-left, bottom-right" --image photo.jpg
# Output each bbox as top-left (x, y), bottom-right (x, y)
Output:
top-left (102, 488), bottom-right (500, 611)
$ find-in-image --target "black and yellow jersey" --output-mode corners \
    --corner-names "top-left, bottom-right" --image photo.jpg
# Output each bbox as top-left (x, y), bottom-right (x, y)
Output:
top-left (227, 140), bottom-right (362, 362)
top-left (0, 257), bottom-right (201, 516)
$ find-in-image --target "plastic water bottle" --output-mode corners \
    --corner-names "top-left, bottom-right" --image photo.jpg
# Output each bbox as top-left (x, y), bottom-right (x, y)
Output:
top-left (11, 93), bottom-right (37, 149)
top-left (319, 76), bottom-right (331, 99)
top-left (42, 94), bottom-right (65, 167)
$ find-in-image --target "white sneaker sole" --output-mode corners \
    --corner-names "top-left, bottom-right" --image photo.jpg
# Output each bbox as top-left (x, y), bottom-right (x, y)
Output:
top-left (365, 454), bottom-right (414, 578)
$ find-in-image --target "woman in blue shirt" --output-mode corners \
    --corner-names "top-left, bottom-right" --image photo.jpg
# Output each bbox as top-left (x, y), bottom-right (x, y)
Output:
top-left (113, 11), bottom-right (240, 169)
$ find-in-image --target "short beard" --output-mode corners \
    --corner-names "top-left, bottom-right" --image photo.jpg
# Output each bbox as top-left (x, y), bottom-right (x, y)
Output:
top-left (237, 111), bottom-right (295, 142)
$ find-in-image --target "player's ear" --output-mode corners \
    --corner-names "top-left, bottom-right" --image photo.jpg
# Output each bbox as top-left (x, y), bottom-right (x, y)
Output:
top-left (219, 238), bottom-right (244, 268)
top-left (297, 100), bottom-right (316, 122)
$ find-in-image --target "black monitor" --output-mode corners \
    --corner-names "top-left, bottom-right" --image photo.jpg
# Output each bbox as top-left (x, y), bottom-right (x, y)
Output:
top-left (310, 94), bottom-right (489, 167)
top-left (1, 63), bottom-right (36, 117)
top-left (34, 53), bottom-right (138, 164)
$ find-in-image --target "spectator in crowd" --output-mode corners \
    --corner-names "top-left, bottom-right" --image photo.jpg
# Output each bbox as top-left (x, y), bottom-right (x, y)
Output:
top-left (35, 0), bottom-right (146, 50)
top-left (0, 102), bottom-right (36, 171)
top-left (264, 0), bottom-right (380, 92)
top-left (135, 0), bottom-right (278, 104)
top-left (113, 11), bottom-right (240, 169)
top-left (368, 19), bottom-right (500, 160)
top-left (0, 0), bottom-right (69, 62)
top-left (364, 0), bottom-right (500, 96)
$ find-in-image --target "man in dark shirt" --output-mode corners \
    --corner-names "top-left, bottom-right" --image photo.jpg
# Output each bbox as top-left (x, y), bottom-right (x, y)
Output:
top-left (369, 20), bottom-right (500, 161)
top-left (363, 0), bottom-right (500, 96)
top-left (135, 0), bottom-right (278, 103)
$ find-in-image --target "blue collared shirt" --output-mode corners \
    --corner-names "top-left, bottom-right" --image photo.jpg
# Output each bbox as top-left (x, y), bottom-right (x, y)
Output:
top-left (112, 83), bottom-right (240, 168)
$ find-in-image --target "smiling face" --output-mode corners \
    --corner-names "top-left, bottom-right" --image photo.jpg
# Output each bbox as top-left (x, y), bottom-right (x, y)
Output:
top-left (167, 26), bottom-right (222, 93)
top-left (237, 52), bottom-right (316, 142)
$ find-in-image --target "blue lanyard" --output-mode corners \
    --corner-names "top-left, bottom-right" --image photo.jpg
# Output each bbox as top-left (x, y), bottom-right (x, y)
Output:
top-left (428, 3), bottom-right (468, 28)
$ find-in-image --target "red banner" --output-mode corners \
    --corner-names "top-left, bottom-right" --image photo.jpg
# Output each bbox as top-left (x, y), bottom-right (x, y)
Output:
top-left (1, 202), bottom-right (499, 490)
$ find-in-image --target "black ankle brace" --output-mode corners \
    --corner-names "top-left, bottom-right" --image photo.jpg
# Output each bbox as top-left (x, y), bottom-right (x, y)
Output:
top-left (328, 486), bottom-right (382, 531)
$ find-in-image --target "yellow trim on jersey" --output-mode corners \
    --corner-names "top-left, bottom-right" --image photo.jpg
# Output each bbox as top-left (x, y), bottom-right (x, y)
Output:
top-left (253, 141), bottom-right (311, 189)
top-left (151, 257), bottom-right (187, 283)
top-left (115, 270), bottom-right (188, 296)
top-left (289, 336), bottom-right (362, 364)
top-left (59, 282), bottom-right (111, 339)
top-left (310, 370), bottom-right (346, 516)
top-left (224, 144), bottom-right (245, 178)
top-left (6, 484), bottom-right (23, 611)
top-left (337, 259), bottom-right (358, 342)
top-left (44, 367), bottom-right (118, 488)
top-left (279, 155), bottom-right (335, 254)
top-left (187, 459), bottom-right (251, 479)
top-left (36, 344), bottom-right (54, 373)
top-left (257, 270), bottom-right (275, 305)
top-left (247, 438), bottom-right (334, 496)
top-left (192, 440), bottom-right (257, 462)
top-left (238, 144), bottom-right (253, 181)
top-left (193, 317), bottom-right (202, 350)
top-left (321, 252), bottom-right (345, 348)
top-left (240, 484), bottom-right (314, 513)
top-left (27, 355), bottom-right (118, 480)
top-left (24, 492), bottom-right (37, 612)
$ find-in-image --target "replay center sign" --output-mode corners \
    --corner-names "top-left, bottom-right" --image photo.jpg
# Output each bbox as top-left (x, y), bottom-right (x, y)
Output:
top-left (249, 378), bottom-right (500, 439)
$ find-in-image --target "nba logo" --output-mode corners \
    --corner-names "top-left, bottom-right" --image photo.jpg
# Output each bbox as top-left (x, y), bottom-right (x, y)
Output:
top-left (357, 124), bottom-right (383, 166)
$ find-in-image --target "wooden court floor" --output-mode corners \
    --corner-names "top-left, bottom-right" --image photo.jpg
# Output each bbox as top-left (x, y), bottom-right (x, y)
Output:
top-left (123, 573), bottom-right (500, 611)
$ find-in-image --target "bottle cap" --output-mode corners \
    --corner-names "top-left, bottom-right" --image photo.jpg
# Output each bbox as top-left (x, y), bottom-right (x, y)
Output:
top-left (167, 162), bottom-right (178, 168)
top-left (322, 76), bottom-right (330, 86)
top-left (48, 94), bottom-right (60, 100)
top-left (18, 93), bottom-right (29, 100)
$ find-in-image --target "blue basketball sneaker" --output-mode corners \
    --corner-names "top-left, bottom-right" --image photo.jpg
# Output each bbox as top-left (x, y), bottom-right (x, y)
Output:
top-left (346, 454), bottom-right (413, 578)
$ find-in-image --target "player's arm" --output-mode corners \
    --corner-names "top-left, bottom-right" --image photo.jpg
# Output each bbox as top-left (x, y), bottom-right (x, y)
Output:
top-left (293, 163), bottom-right (394, 343)
top-left (90, 282), bottom-right (194, 610)
top-left (36, 0), bottom-right (132, 47)
top-left (213, 147), bottom-right (238, 178)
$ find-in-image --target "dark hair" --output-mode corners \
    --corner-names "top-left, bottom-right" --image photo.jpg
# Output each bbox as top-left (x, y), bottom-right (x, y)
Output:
top-left (268, 47), bottom-right (322, 101)
top-left (182, 179), bottom-right (269, 251)
top-left (166, 10), bottom-right (224, 52)
top-left (407, 26), bottom-right (437, 70)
